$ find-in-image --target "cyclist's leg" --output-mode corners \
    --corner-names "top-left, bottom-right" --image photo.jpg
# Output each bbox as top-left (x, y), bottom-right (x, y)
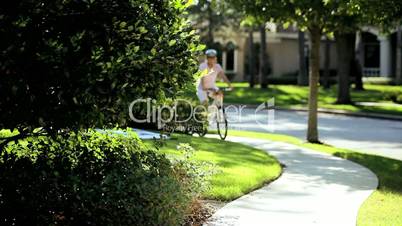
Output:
top-left (210, 88), bottom-right (223, 108)
top-left (196, 87), bottom-right (209, 107)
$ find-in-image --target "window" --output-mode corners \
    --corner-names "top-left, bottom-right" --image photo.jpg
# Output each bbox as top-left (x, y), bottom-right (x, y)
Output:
top-left (226, 49), bottom-right (235, 71)
top-left (225, 41), bottom-right (236, 72)
top-left (364, 44), bottom-right (380, 68)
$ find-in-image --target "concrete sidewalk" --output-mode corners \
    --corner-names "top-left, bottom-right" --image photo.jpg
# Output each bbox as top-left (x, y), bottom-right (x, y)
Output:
top-left (205, 136), bottom-right (378, 226)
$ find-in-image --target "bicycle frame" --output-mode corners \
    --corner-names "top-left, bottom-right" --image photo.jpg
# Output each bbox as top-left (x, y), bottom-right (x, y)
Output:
top-left (206, 88), bottom-right (231, 140)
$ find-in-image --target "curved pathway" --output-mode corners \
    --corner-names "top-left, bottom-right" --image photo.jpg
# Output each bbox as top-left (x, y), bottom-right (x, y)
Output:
top-left (206, 136), bottom-right (378, 226)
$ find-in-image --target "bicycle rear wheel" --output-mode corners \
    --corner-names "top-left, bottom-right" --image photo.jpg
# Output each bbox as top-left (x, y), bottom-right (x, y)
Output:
top-left (216, 107), bottom-right (228, 140)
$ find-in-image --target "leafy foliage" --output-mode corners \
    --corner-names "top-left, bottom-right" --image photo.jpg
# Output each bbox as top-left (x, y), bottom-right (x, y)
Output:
top-left (188, 0), bottom-right (242, 45)
top-left (130, 98), bottom-right (208, 136)
top-left (356, 0), bottom-right (402, 29)
top-left (231, 0), bottom-right (366, 32)
top-left (0, 0), bottom-right (202, 134)
top-left (228, 0), bottom-right (379, 142)
top-left (0, 129), bottom-right (197, 226)
top-left (171, 143), bottom-right (216, 194)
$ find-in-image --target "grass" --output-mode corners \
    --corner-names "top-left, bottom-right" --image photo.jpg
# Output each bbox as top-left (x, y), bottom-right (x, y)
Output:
top-left (1, 129), bottom-right (282, 201)
top-left (182, 83), bottom-right (402, 116)
top-left (144, 134), bottom-right (282, 201)
top-left (225, 130), bottom-right (402, 226)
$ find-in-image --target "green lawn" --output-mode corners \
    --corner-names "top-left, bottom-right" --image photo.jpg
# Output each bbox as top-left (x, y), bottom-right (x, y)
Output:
top-left (225, 130), bottom-right (402, 226)
top-left (182, 83), bottom-right (402, 116)
top-left (144, 134), bottom-right (282, 201)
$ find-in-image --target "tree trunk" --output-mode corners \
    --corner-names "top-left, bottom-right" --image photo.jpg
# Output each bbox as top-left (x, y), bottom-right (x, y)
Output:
top-left (352, 58), bottom-right (364, 91)
top-left (260, 24), bottom-right (269, 89)
top-left (335, 32), bottom-right (355, 104)
top-left (248, 29), bottom-right (255, 88)
top-left (354, 31), bottom-right (364, 90)
top-left (396, 26), bottom-right (402, 85)
top-left (323, 36), bottom-right (331, 89)
top-left (206, 3), bottom-right (214, 46)
top-left (306, 26), bottom-right (321, 143)
top-left (298, 31), bottom-right (308, 86)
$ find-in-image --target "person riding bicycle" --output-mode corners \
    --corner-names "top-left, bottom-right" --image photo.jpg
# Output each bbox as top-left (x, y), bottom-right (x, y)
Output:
top-left (196, 49), bottom-right (233, 106)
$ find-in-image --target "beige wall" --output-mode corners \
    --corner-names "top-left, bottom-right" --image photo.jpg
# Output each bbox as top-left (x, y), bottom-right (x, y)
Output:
top-left (215, 31), bottom-right (338, 81)
top-left (267, 38), bottom-right (338, 77)
top-left (235, 40), bottom-right (245, 81)
top-left (268, 39), bottom-right (299, 77)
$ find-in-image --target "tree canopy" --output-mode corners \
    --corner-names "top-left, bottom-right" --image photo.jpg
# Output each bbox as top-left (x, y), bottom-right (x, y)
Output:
top-left (228, 0), bottom-right (369, 142)
top-left (188, 0), bottom-right (242, 45)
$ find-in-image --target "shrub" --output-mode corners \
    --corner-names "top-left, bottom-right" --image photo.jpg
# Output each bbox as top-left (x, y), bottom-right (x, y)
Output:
top-left (0, 130), bottom-right (195, 226)
top-left (170, 143), bottom-right (215, 195)
top-left (130, 98), bottom-right (208, 136)
top-left (385, 91), bottom-right (402, 104)
top-left (397, 94), bottom-right (402, 104)
top-left (0, 0), bottom-right (203, 134)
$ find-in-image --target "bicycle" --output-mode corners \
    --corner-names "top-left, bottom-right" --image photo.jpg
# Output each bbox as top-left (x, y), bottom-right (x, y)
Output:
top-left (199, 87), bottom-right (232, 140)
top-left (162, 87), bottom-right (231, 140)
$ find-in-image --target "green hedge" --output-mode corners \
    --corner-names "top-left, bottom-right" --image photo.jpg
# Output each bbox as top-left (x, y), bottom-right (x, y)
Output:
top-left (0, 130), bottom-right (195, 226)
top-left (0, 0), bottom-right (202, 135)
top-left (130, 98), bottom-right (208, 136)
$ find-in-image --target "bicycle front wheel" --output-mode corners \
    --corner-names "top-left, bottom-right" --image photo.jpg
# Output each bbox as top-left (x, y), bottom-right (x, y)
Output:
top-left (198, 127), bottom-right (208, 137)
top-left (216, 107), bottom-right (228, 140)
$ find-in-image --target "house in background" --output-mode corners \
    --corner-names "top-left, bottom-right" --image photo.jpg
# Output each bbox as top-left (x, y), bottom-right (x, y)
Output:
top-left (207, 23), bottom-right (401, 83)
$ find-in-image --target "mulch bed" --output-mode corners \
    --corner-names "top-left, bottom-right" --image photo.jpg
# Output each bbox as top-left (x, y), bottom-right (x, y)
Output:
top-left (184, 199), bottom-right (226, 226)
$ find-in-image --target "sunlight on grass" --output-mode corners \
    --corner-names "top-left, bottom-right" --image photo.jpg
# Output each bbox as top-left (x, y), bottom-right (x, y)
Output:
top-left (359, 190), bottom-right (402, 226)
top-left (226, 130), bottom-right (402, 226)
top-left (144, 134), bottom-right (282, 201)
top-left (209, 84), bottom-right (402, 115)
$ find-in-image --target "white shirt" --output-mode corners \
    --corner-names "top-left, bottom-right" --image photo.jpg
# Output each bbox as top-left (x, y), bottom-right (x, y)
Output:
top-left (197, 62), bottom-right (223, 90)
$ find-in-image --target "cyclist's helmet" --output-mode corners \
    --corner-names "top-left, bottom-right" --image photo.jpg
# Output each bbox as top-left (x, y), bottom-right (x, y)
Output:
top-left (205, 49), bottom-right (217, 57)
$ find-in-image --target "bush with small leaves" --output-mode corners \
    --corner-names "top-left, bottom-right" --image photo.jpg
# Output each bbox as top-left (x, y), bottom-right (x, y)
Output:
top-left (0, 0), bottom-right (203, 136)
top-left (0, 130), bottom-right (196, 226)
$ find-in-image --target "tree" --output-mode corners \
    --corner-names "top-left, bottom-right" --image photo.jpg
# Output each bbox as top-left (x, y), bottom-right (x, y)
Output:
top-left (335, 32), bottom-right (355, 103)
top-left (259, 24), bottom-right (270, 89)
top-left (0, 0), bottom-right (201, 143)
top-left (188, 0), bottom-right (221, 45)
top-left (357, 0), bottom-right (402, 84)
top-left (354, 31), bottom-right (364, 90)
top-left (248, 29), bottom-right (256, 88)
top-left (230, 0), bottom-right (367, 142)
top-left (305, 25), bottom-right (322, 142)
top-left (322, 36), bottom-right (331, 89)
top-left (396, 27), bottom-right (402, 85)
top-left (232, 1), bottom-right (271, 89)
top-left (297, 31), bottom-right (308, 86)
top-left (188, 0), bottom-right (241, 46)
top-left (241, 16), bottom-right (261, 88)
top-left (320, 0), bottom-right (364, 104)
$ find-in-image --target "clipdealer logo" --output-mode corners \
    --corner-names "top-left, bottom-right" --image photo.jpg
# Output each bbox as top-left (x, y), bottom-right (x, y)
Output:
top-left (128, 98), bottom-right (275, 132)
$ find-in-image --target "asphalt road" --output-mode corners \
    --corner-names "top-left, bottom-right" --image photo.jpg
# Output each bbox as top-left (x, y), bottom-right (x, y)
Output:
top-left (224, 108), bottom-right (402, 161)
